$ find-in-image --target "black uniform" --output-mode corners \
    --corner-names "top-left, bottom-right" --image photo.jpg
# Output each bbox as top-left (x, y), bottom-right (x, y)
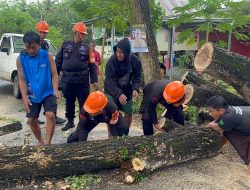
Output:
top-left (67, 99), bottom-right (129, 142)
top-left (41, 40), bottom-right (49, 51)
top-left (139, 80), bottom-right (184, 135)
top-left (104, 38), bottom-right (141, 102)
top-left (218, 106), bottom-right (250, 165)
top-left (55, 41), bottom-right (98, 121)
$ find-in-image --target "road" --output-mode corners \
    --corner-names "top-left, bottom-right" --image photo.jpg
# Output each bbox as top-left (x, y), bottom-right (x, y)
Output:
top-left (1, 79), bottom-right (250, 190)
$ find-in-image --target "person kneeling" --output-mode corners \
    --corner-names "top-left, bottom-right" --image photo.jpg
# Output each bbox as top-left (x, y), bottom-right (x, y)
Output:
top-left (67, 91), bottom-right (129, 142)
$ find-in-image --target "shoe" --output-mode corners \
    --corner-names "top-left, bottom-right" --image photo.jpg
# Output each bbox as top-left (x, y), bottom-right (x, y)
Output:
top-left (38, 119), bottom-right (45, 124)
top-left (61, 121), bottom-right (75, 131)
top-left (55, 115), bottom-right (66, 125)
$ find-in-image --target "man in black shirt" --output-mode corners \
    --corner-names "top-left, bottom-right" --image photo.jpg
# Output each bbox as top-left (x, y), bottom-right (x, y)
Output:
top-left (56, 22), bottom-right (98, 131)
top-left (206, 95), bottom-right (250, 175)
top-left (35, 21), bottom-right (66, 125)
top-left (139, 80), bottom-right (186, 135)
top-left (67, 91), bottom-right (129, 142)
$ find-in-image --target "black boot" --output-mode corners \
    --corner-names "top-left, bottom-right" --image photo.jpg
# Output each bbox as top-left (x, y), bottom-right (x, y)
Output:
top-left (61, 120), bottom-right (75, 131)
top-left (55, 115), bottom-right (66, 125)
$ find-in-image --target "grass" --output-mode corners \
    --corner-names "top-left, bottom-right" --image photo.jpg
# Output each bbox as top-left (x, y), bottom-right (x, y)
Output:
top-left (0, 115), bottom-right (20, 123)
top-left (65, 174), bottom-right (100, 190)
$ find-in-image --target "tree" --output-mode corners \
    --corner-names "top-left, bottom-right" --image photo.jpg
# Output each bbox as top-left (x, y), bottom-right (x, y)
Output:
top-left (169, 0), bottom-right (250, 45)
top-left (0, 4), bottom-right (36, 36)
top-left (133, 0), bottom-right (162, 84)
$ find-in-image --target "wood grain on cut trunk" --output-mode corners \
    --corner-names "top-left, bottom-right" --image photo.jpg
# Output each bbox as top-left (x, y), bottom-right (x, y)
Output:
top-left (194, 42), bottom-right (250, 104)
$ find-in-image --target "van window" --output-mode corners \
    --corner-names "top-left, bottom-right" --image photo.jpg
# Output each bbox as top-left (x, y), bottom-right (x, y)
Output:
top-left (0, 37), bottom-right (11, 52)
top-left (13, 36), bottom-right (25, 53)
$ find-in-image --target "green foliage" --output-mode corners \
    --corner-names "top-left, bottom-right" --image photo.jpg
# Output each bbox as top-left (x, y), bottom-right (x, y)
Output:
top-left (0, 4), bottom-right (36, 36)
top-left (133, 95), bottom-right (142, 114)
top-left (169, 0), bottom-right (250, 44)
top-left (176, 51), bottom-right (194, 68)
top-left (119, 147), bottom-right (130, 161)
top-left (216, 80), bottom-right (238, 95)
top-left (149, 0), bottom-right (166, 30)
top-left (214, 40), bottom-right (227, 49)
top-left (0, 115), bottom-right (19, 123)
top-left (65, 174), bottom-right (100, 190)
top-left (184, 106), bottom-right (197, 123)
top-left (47, 26), bottom-right (63, 48)
top-left (133, 172), bottom-right (147, 183)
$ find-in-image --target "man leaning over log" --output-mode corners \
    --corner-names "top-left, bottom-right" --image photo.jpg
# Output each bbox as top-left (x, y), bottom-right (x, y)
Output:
top-left (206, 95), bottom-right (250, 175)
top-left (67, 91), bottom-right (129, 142)
top-left (139, 80), bottom-right (187, 135)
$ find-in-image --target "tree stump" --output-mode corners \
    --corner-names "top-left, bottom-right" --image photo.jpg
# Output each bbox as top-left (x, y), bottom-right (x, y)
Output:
top-left (194, 42), bottom-right (250, 104)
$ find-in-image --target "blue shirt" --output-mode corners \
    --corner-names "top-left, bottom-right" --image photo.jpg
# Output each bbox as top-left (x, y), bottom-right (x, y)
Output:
top-left (19, 48), bottom-right (54, 103)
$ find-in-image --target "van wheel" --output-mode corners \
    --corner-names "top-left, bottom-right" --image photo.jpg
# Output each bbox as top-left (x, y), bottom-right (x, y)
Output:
top-left (13, 75), bottom-right (21, 99)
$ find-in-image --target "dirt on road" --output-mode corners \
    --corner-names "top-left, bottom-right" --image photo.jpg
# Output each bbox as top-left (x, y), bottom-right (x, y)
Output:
top-left (1, 79), bottom-right (250, 190)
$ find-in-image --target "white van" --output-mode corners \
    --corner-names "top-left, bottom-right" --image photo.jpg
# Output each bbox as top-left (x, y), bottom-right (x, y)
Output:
top-left (0, 33), bottom-right (57, 99)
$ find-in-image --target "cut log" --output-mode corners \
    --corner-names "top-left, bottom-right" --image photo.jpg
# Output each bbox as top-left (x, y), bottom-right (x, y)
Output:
top-left (0, 121), bottom-right (22, 136)
top-left (194, 42), bottom-right (250, 104)
top-left (0, 126), bottom-right (221, 180)
top-left (181, 71), bottom-right (249, 107)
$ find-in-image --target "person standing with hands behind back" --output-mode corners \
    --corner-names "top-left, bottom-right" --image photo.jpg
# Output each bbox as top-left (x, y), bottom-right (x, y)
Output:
top-left (17, 31), bottom-right (60, 145)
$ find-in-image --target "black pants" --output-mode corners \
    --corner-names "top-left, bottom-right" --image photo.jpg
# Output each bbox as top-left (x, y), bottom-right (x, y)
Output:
top-left (224, 130), bottom-right (250, 165)
top-left (142, 107), bottom-right (184, 136)
top-left (67, 114), bottom-right (129, 142)
top-left (62, 82), bottom-right (90, 121)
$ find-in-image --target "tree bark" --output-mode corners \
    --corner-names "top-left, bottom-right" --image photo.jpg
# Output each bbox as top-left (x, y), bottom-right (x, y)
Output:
top-left (194, 42), bottom-right (250, 104)
top-left (133, 0), bottom-right (161, 85)
top-left (0, 127), bottom-right (220, 180)
top-left (0, 121), bottom-right (22, 136)
top-left (181, 71), bottom-right (249, 107)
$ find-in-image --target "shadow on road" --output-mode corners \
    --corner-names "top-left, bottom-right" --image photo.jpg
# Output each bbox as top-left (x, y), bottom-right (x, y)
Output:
top-left (0, 80), bottom-right (13, 96)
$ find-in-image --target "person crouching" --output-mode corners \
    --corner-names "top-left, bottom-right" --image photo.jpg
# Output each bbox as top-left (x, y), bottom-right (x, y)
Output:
top-left (67, 91), bottom-right (129, 142)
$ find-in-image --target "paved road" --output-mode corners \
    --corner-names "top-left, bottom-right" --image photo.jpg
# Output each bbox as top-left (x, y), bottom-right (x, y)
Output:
top-left (1, 79), bottom-right (250, 190)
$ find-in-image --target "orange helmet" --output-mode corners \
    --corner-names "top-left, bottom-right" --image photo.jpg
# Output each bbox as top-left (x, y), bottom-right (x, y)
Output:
top-left (72, 22), bottom-right (88, 35)
top-left (84, 91), bottom-right (108, 114)
top-left (36, 21), bottom-right (49, 33)
top-left (163, 81), bottom-right (185, 103)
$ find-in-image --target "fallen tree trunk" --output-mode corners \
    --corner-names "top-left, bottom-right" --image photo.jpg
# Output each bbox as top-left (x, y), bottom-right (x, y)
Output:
top-left (0, 121), bottom-right (22, 136)
top-left (0, 126), bottom-right (220, 180)
top-left (194, 42), bottom-right (250, 104)
top-left (181, 71), bottom-right (249, 107)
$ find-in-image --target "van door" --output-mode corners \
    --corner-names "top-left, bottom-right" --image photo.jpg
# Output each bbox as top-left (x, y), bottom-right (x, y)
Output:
top-left (0, 36), bottom-right (11, 80)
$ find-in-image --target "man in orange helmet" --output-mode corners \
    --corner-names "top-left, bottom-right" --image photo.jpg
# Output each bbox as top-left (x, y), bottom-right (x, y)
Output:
top-left (55, 22), bottom-right (98, 131)
top-left (35, 21), bottom-right (66, 125)
top-left (139, 80), bottom-right (187, 135)
top-left (67, 91), bottom-right (129, 142)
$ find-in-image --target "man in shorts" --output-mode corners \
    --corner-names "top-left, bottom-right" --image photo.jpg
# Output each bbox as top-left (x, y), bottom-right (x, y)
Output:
top-left (16, 31), bottom-right (61, 145)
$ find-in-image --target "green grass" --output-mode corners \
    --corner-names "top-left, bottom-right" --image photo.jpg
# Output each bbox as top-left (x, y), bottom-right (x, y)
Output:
top-left (0, 115), bottom-right (20, 123)
top-left (65, 174), bottom-right (100, 190)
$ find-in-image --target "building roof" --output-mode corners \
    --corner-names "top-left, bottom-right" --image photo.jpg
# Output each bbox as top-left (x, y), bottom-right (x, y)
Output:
top-left (157, 0), bottom-right (188, 16)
